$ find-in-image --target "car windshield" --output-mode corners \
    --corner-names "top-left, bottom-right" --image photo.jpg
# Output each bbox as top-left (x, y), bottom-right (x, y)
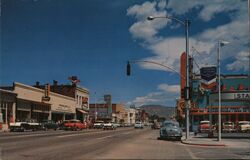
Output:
top-left (200, 121), bottom-right (209, 125)
top-left (239, 122), bottom-right (250, 125)
top-left (163, 122), bottom-right (179, 127)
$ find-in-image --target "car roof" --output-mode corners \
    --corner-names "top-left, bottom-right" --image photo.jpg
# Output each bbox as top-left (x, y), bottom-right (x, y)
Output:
top-left (163, 120), bottom-right (179, 124)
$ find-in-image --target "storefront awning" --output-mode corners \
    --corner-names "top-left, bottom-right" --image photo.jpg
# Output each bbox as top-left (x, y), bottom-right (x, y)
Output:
top-left (77, 109), bottom-right (88, 114)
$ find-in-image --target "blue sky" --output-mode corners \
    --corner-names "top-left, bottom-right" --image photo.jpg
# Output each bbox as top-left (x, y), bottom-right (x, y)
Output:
top-left (1, 0), bottom-right (249, 107)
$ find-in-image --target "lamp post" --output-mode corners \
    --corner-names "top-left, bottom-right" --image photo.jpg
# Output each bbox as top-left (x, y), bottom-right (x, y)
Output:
top-left (217, 40), bottom-right (229, 141)
top-left (147, 15), bottom-right (191, 140)
top-left (94, 92), bottom-right (97, 121)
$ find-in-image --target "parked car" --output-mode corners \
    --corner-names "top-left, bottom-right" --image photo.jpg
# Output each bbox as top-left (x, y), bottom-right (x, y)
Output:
top-left (222, 121), bottom-right (235, 132)
top-left (41, 120), bottom-right (59, 131)
top-left (198, 120), bottom-right (211, 133)
top-left (10, 121), bottom-right (30, 132)
top-left (151, 122), bottom-right (161, 129)
top-left (113, 123), bottom-right (121, 128)
top-left (63, 119), bottom-right (87, 131)
top-left (236, 121), bottom-right (250, 132)
top-left (9, 119), bottom-right (41, 132)
top-left (159, 120), bottom-right (182, 141)
top-left (103, 122), bottom-right (116, 130)
top-left (93, 121), bottom-right (104, 129)
top-left (134, 122), bottom-right (144, 129)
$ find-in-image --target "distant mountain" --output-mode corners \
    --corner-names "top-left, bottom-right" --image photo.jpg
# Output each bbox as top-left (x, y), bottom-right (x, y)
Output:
top-left (140, 105), bottom-right (176, 120)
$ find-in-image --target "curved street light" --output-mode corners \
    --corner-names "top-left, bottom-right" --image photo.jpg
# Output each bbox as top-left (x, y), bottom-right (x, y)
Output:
top-left (127, 60), bottom-right (185, 80)
top-left (147, 15), bottom-right (191, 140)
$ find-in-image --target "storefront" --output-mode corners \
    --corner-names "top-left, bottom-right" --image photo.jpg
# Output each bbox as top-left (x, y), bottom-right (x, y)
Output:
top-left (1, 82), bottom-right (77, 124)
top-left (0, 89), bottom-right (17, 131)
top-left (75, 87), bottom-right (89, 122)
top-left (13, 82), bottom-right (51, 122)
top-left (49, 92), bottom-right (76, 122)
top-left (190, 75), bottom-right (250, 129)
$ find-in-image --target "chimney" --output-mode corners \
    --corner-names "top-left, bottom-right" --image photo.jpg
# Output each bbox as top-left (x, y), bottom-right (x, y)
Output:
top-left (35, 81), bottom-right (40, 86)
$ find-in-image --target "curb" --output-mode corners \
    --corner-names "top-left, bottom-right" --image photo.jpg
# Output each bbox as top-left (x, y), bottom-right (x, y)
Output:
top-left (181, 140), bottom-right (226, 147)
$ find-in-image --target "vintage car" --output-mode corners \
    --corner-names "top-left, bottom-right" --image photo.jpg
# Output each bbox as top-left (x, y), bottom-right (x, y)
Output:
top-left (237, 121), bottom-right (250, 132)
top-left (10, 121), bottom-right (30, 132)
top-left (198, 120), bottom-right (211, 133)
top-left (93, 121), bottom-right (104, 129)
top-left (134, 122), bottom-right (144, 129)
top-left (41, 120), bottom-right (59, 131)
top-left (10, 119), bottom-right (41, 132)
top-left (159, 120), bottom-right (182, 141)
top-left (103, 122), bottom-right (116, 130)
top-left (63, 119), bottom-right (87, 131)
top-left (222, 121), bottom-right (235, 132)
top-left (151, 122), bottom-right (161, 129)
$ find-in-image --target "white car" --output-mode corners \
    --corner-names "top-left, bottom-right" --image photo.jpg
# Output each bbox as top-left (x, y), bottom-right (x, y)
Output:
top-left (10, 119), bottom-right (41, 132)
top-left (237, 121), bottom-right (250, 132)
top-left (134, 122), bottom-right (144, 129)
top-left (103, 122), bottom-right (116, 130)
top-left (93, 121), bottom-right (104, 129)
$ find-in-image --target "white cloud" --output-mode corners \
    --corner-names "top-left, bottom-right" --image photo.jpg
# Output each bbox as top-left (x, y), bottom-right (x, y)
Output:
top-left (226, 51), bottom-right (250, 71)
top-left (127, 1), bottom-right (169, 43)
top-left (157, 84), bottom-right (180, 93)
top-left (139, 38), bottom-right (214, 72)
top-left (127, 83), bottom-right (179, 107)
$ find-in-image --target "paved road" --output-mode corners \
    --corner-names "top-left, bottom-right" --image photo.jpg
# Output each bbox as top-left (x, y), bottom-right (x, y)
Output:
top-left (0, 128), bottom-right (249, 159)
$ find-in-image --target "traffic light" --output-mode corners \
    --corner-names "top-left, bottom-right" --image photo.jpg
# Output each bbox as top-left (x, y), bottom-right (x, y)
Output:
top-left (127, 61), bottom-right (131, 76)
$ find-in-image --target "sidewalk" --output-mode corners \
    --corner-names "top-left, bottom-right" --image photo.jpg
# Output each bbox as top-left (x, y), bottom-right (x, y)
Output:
top-left (181, 132), bottom-right (250, 147)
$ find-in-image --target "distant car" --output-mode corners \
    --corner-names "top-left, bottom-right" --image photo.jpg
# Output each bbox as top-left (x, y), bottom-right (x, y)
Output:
top-left (198, 120), bottom-right (211, 133)
top-left (26, 119), bottom-right (42, 131)
top-left (151, 122), bottom-right (161, 129)
top-left (159, 120), bottom-right (182, 141)
top-left (103, 122), bottom-right (116, 130)
top-left (237, 121), bottom-right (250, 132)
top-left (41, 120), bottom-right (59, 131)
top-left (93, 121), bottom-right (104, 129)
top-left (222, 121), bottom-right (235, 132)
top-left (63, 119), bottom-right (87, 131)
top-left (113, 123), bottom-right (121, 128)
top-left (134, 122), bottom-right (144, 129)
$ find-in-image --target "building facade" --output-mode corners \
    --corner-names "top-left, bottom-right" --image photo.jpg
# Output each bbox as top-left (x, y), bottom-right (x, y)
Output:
top-left (34, 80), bottom-right (90, 122)
top-left (191, 75), bottom-right (250, 129)
top-left (0, 89), bottom-right (17, 131)
top-left (176, 52), bottom-right (250, 130)
top-left (89, 103), bottom-right (127, 123)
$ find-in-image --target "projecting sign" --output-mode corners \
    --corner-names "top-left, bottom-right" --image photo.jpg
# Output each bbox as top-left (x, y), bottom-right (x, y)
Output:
top-left (200, 66), bottom-right (217, 81)
top-left (200, 66), bottom-right (217, 89)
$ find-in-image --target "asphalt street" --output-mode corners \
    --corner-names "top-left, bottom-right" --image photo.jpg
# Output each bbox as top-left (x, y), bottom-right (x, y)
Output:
top-left (0, 127), bottom-right (249, 160)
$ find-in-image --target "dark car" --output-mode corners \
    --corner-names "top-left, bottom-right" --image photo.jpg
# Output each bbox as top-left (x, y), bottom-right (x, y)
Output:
top-left (159, 120), bottom-right (182, 141)
top-left (41, 120), bottom-right (59, 131)
top-left (151, 122), bottom-right (161, 129)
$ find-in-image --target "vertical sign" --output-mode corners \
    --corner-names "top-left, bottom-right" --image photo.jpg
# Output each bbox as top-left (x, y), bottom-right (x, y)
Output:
top-left (200, 66), bottom-right (217, 89)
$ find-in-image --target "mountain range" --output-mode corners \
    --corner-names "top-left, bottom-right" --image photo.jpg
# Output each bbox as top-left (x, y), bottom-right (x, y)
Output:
top-left (140, 105), bottom-right (176, 120)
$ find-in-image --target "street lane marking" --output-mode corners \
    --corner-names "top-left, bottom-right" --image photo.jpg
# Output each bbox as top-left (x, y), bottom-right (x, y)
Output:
top-left (185, 146), bottom-right (199, 159)
top-left (96, 135), bottom-right (113, 139)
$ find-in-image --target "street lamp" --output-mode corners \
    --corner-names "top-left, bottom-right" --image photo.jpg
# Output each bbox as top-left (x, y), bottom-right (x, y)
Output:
top-left (217, 40), bottom-right (230, 141)
top-left (127, 60), bottom-right (186, 80)
top-left (147, 15), bottom-right (191, 140)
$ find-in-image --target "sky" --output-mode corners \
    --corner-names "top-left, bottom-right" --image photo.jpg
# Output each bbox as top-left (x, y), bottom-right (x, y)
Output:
top-left (1, 0), bottom-right (249, 107)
